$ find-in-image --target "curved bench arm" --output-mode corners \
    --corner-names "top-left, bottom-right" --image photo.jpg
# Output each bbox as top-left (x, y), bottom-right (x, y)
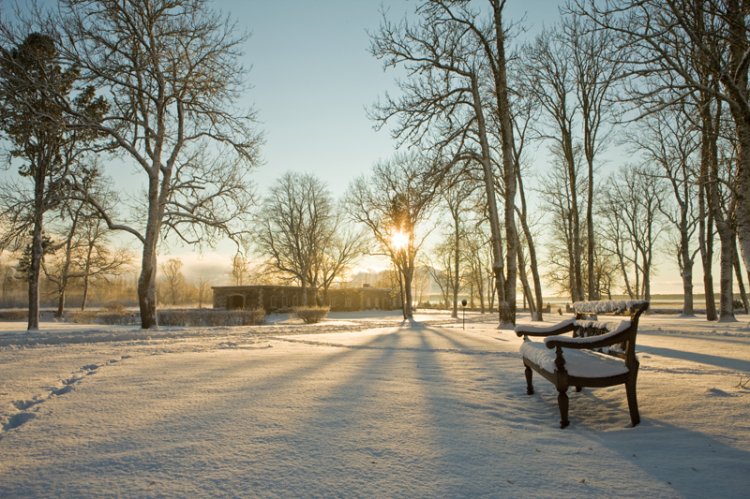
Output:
top-left (544, 320), bottom-right (632, 350)
top-left (515, 318), bottom-right (576, 338)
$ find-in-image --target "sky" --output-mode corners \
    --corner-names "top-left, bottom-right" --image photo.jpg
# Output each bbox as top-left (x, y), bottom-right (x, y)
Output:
top-left (230, 0), bottom-right (561, 198)
top-left (165, 0), bottom-right (568, 282)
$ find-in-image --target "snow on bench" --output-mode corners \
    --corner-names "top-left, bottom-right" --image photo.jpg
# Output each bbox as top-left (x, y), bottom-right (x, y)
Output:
top-left (515, 300), bottom-right (649, 428)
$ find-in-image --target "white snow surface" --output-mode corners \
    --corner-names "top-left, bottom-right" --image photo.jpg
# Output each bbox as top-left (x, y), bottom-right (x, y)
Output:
top-left (514, 317), bottom-right (576, 334)
top-left (519, 341), bottom-right (630, 378)
top-left (1, 310), bottom-right (749, 498)
top-left (573, 300), bottom-right (649, 315)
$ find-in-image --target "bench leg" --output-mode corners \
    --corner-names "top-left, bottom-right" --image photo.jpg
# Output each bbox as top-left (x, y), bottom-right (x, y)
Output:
top-left (524, 365), bottom-right (534, 395)
top-left (626, 376), bottom-right (640, 427)
top-left (558, 388), bottom-right (570, 428)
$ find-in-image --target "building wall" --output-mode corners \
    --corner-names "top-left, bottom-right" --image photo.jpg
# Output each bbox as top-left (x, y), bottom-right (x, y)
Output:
top-left (212, 285), bottom-right (398, 312)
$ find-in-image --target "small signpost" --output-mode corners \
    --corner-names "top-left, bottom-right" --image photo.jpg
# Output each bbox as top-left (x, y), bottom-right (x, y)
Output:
top-left (461, 299), bottom-right (468, 330)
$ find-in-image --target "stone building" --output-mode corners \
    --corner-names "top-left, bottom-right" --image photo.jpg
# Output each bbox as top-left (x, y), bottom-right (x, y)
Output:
top-left (212, 284), bottom-right (398, 312)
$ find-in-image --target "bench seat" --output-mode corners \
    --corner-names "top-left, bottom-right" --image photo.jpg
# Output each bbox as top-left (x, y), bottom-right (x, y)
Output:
top-left (519, 341), bottom-right (630, 378)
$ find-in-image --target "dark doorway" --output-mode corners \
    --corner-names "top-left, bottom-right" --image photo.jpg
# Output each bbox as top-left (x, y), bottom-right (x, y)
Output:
top-left (227, 294), bottom-right (245, 310)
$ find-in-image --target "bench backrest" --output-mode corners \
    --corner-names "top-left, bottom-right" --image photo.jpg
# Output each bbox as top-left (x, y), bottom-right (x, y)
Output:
top-left (571, 300), bottom-right (649, 365)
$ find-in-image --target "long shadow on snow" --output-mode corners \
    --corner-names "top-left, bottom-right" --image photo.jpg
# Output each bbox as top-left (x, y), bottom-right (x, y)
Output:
top-left (637, 344), bottom-right (750, 373)
top-left (586, 418), bottom-right (750, 499)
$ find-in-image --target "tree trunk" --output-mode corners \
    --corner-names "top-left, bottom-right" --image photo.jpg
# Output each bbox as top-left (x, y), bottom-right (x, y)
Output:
top-left (586, 160), bottom-right (597, 300)
top-left (515, 162), bottom-right (543, 321)
top-left (56, 288), bottom-right (66, 320)
top-left (396, 265), bottom-right (406, 319)
top-left (496, 44), bottom-right (518, 326)
top-left (517, 249), bottom-right (536, 319)
top-left (138, 193), bottom-right (160, 328)
top-left (730, 114), bottom-right (749, 310)
top-left (81, 277), bottom-right (90, 310)
top-left (567, 219), bottom-right (577, 301)
top-left (28, 216), bottom-right (43, 331)
top-left (138, 244), bottom-right (158, 329)
top-left (698, 170), bottom-right (717, 320)
top-left (517, 208), bottom-right (544, 321)
top-left (300, 278), bottom-right (308, 307)
top-left (55, 208), bottom-right (80, 319)
top-left (642, 253), bottom-right (651, 303)
top-left (470, 77), bottom-right (505, 325)
top-left (403, 264), bottom-right (414, 320)
top-left (27, 167), bottom-right (46, 332)
top-left (80, 244), bottom-right (93, 311)
top-left (734, 241), bottom-right (749, 313)
top-left (680, 250), bottom-right (695, 317)
top-left (717, 232), bottom-right (736, 322)
top-left (452, 215), bottom-right (460, 319)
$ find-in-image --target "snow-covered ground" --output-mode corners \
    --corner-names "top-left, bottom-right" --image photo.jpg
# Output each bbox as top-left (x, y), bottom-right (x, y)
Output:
top-left (1, 310), bottom-right (748, 498)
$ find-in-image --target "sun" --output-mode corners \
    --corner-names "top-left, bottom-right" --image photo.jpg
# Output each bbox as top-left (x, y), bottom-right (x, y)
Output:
top-left (390, 230), bottom-right (409, 251)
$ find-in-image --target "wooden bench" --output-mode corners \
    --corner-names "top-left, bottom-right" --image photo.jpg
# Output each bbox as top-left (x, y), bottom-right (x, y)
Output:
top-left (514, 300), bottom-right (649, 428)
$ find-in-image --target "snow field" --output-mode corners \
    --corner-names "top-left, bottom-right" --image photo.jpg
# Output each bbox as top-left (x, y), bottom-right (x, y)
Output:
top-left (0, 311), bottom-right (748, 497)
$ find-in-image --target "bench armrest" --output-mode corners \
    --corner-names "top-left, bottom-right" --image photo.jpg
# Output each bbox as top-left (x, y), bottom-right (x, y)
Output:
top-left (515, 318), bottom-right (576, 338)
top-left (544, 320), bottom-right (632, 349)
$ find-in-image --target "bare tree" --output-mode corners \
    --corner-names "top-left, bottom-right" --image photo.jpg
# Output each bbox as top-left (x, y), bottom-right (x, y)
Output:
top-left (345, 154), bottom-right (437, 320)
top-left (195, 275), bottom-right (211, 309)
top-left (600, 166), bottom-right (665, 301)
top-left (256, 172), bottom-right (361, 305)
top-left (160, 258), bottom-right (185, 306)
top-left (521, 26), bottom-right (585, 302)
top-left (58, 0), bottom-right (260, 328)
top-left (462, 222), bottom-right (494, 314)
top-left (316, 226), bottom-right (367, 304)
top-left (436, 179), bottom-right (475, 317)
top-left (74, 217), bottom-right (131, 311)
top-left (370, 0), bottom-right (519, 325)
top-left (537, 146), bottom-right (586, 302)
top-left (508, 87), bottom-right (545, 320)
top-left (564, 12), bottom-right (624, 301)
top-left (231, 253), bottom-right (249, 286)
top-left (628, 107), bottom-right (701, 316)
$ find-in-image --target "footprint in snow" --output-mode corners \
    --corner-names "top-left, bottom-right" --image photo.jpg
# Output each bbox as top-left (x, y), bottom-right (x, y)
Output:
top-left (2, 412), bottom-right (35, 431)
top-left (705, 387), bottom-right (735, 397)
top-left (12, 398), bottom-right (43, 410)
top-left (51, 385), bottom-right (74, 396)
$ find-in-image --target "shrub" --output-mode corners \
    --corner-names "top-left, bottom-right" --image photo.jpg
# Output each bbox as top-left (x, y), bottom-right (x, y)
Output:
top-left (0, 309), bottom-right (28, 321)
top-left (67, 310), bottom-right (98, 324)
top-left (157, 308), bottom-right (265, 327)
top-left (67, 309), bottom-right (136, 325)
top-left (294, 306), bottom-right (329, 324)
top-left (104, 302), bottom-right (126, 313)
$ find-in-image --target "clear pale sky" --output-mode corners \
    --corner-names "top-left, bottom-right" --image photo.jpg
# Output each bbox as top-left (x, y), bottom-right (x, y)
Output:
top-left (230, 0), bottom-right (563, 198)
top-left (171, 0), bottom-right (568, 282)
